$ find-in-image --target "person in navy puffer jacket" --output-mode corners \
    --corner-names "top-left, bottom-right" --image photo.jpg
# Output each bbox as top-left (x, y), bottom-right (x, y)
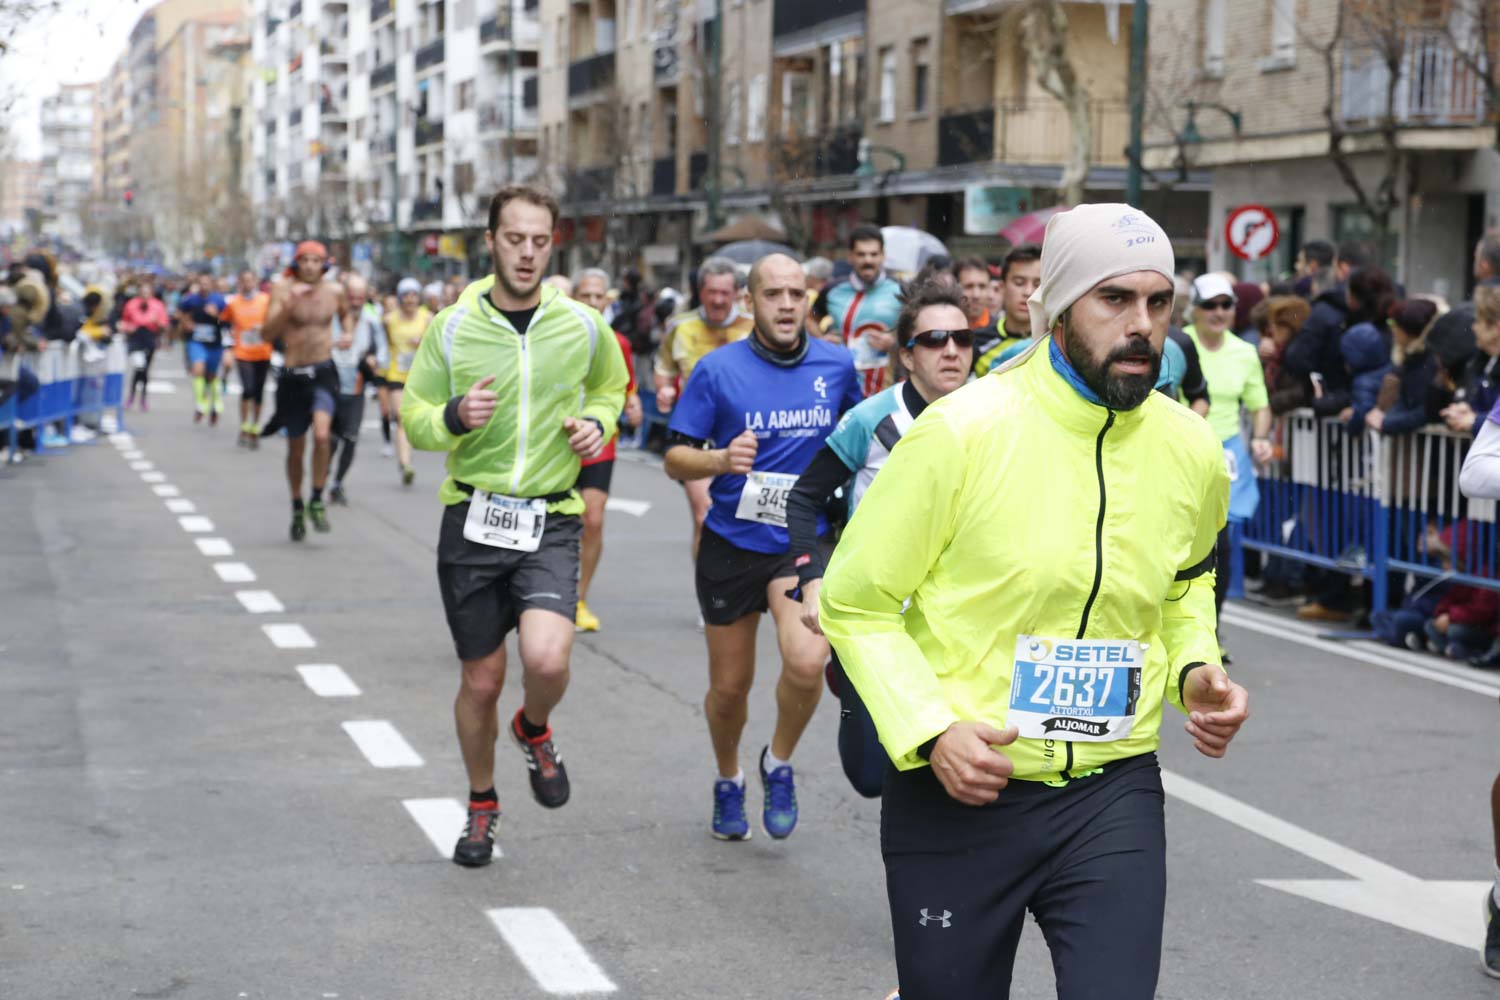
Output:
top-left (1340, 267), bottom-right (1396, 433)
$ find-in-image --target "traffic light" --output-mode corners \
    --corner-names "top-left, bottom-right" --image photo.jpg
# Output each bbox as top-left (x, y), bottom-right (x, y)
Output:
top-left (123, 189), bottom-right (133, 208)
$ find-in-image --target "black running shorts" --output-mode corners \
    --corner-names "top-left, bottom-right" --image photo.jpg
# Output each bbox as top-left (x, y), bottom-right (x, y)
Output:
top-left (436, 501), bottom-right (582, 661)
top-left (333, 392), bottom-right (365, 442)
top-left (575, 459), bottom-right (614, 494)
top-left (882, 753), bottom-right (1167, 1000)
top-left (694, 525), bottom-right (801, 626)
top-left (237, 359), bottom-right (270, 406)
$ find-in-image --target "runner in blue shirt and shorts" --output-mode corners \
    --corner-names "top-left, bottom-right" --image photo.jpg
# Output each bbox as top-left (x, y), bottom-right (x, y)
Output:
top-left (178, 279), bottom-right (228, 425)
top-left (665, 253), bottom-right (862, 843)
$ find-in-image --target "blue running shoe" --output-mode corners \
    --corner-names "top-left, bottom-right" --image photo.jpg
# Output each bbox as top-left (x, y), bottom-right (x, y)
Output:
top-left (759, 746), bottom-right (798, 839)
top-left (712, 778), bottom-right (751, 841)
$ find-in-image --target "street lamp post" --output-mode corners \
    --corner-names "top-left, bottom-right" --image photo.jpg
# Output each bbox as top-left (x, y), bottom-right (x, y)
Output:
top-left (1125, 0), bottom-right (1148, 208)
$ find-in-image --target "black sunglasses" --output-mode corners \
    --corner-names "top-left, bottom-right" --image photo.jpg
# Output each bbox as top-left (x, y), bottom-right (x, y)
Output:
top-left (1200, 298), bottom-right (1236, 311)
top-left (906, 329), bottom-right (975, 350)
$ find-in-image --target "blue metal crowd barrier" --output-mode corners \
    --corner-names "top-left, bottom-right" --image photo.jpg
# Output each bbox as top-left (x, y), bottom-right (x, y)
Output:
top-left (5, 337), bottom-right (128, 458)
top-left (1234, 410), bottom-right (1498, 613)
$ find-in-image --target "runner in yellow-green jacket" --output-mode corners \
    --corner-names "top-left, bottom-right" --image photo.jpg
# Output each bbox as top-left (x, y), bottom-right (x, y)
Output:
top-left (820, 203), bottom-right (1249, 1000)
top-left (401, 184), bottom-right (628, 871)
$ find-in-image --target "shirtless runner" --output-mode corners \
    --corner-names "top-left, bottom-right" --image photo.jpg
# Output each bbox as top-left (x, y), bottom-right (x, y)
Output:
top-left (261, 241), bottom-right (348, 542)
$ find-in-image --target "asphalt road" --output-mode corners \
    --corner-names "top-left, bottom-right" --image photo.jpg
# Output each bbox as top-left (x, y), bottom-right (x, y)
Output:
top-left (3, 352), bottom-right (1498, 999)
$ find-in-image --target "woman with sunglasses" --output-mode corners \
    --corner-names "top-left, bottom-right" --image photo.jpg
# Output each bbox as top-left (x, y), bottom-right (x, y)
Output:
top-left (784, 279), bottom-right (975, 800)
top-left (1185, 273), bottom-right (1272, 658)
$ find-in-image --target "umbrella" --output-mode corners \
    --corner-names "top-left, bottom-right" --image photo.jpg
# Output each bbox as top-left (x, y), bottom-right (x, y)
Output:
top-left (713, 240), bottom-right (800, 266)
top-left (880, 226), bottom-right (948, 275)
top-left (699, 216), bottom-right (787, 244)
top-left (999, 205), bottom-right (1068, 246)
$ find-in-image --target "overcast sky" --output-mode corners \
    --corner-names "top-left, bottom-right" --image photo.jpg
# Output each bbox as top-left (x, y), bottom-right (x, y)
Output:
top-left (1, 0), bottom-right (153, 159)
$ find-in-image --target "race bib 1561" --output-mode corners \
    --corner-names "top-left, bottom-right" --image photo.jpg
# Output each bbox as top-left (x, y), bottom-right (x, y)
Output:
top-left (1007, 635), bottom-right (1144, 742)
top-left (463, 491), bottom-right (545, 552)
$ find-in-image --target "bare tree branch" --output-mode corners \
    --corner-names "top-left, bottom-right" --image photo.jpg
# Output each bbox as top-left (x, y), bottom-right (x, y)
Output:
top-left (1021, 0), bottom-right (1092, 205)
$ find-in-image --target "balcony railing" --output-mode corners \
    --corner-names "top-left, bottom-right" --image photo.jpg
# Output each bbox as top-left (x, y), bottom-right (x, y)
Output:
top-left (479, 103), bottom-right (539, 132)
top-left (991, 99), bottom-right (1129, 167)
top-left (651, 156), bottom-right (676, 196)
top-left (415, 38), bottom-right (445, 73)
top-left (770, 125), bottom-right (862, 178)
top-left (412, 198), bottom-right (443, 223)
top-left (371, 0), bottom-right (391, 21)
top-left (480, 13), bottom-right (508, 46)
top-left (1341, 29), bottom-right (1486, 126)
top-left (568, 51), bottom-right (615, 97)
top-left (938, 107), bottom-right (993, 166)
top-left (567, 166), bottom-right (615, 201)
top-left (415, 117), bottom-right (445, 147)
top-left (773, 0), bottom-right (864, 40)
top-left (370, 61), bottom-right (395, 89)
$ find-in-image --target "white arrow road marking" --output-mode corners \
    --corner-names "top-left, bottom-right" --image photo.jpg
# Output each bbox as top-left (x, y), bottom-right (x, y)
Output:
top-left (213, 562), bottom-right (256, 583)
top-left (178, 516), bottom-right (214, 533)
top-left (403, 798), bottom-right (501, 860)
top-left (165, 499), bottom-right (197, 514)
top-left (486, 908), bottom-right (615, 995)
top-left (236, 590), bottom-right (285, 614)
top-left (195, 537), bottom-right (234, 557)
top-left (604, 497), bottom-right (651, 517)
top-left (297, 664), bottom-right (360, 697)
top-left (153, 484), bottom-right (181, 497)
top-left (341, 721), bottom-right (423, 768)
top-left (1163, 769), bottom-right (1486, 949)
top-left (263, 623), bottom-right (315, 648)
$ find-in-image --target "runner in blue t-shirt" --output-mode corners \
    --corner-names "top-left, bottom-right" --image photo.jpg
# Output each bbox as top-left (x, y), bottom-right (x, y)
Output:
top-left (665, 253), bottom-right (861, 843)
top-left (177, 278), bottom-right (228, 425)
top-left (784, 279), bottom-right (973, 799)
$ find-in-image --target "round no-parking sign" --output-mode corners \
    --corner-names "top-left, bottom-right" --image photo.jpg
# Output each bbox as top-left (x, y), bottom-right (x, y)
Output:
top-left (1226, 205), bottom-right (1280, 262)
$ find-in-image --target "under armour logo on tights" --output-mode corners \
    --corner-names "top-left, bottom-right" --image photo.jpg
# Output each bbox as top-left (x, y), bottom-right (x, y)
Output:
top-left (918, 908), bottom-right (951, 928)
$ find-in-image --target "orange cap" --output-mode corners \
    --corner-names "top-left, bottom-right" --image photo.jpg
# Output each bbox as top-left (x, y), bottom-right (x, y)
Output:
top-left (294, 240), bottom-right (328, 261)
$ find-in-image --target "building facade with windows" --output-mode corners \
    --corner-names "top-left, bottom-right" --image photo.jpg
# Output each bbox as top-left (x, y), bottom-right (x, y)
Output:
top-left (1145, 0), bottom-right (1499, 299)
top-left (39, 83), bottom-right (97, 249)
top-left (249, 0), bottom-right (540, 278)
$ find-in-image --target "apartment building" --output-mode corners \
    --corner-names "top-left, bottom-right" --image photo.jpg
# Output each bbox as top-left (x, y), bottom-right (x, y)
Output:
top-left (38, 83), bottom-right (97, 248)
top-left (1144, 0), bottom-right (1499, 298)
top-left (250, 0), bottom-right (540, 277)
top-left (537, 0), bottom-right (1201, 281)
top-left (90, 0), bottom-right (247, 263)
top-left (0, 160), bottom-right (42, 243)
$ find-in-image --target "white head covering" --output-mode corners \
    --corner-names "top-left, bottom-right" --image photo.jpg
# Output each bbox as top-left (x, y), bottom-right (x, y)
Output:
top-left (1191, 273), bottom-right (1236, 304)
top-left (1027, 204), bottom-right (1177, 338)
top-left (397, 277), bottom-right (422, 297)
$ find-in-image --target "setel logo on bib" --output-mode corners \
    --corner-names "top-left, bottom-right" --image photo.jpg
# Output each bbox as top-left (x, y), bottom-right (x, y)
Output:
top-left (1007, 634), bottom-right (1144, 742)
top-left (464, 491), bottom-right (546, 552)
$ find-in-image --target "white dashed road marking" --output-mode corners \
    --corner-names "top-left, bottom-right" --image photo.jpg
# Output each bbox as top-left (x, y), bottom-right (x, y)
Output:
top-left (121, 450), bottom-right (144, 460)
top-left (341, 721), bottom-right (424, 768)
top-left (236, 590), bottom-right (285, 614)
top-left (403, 798), bottom-right (501, 860)
top-left (153, 484), bottom-right (182, 497)
top-left (486, 908), bottom-right (616, 995)
top-left (141, 471), bottom-right (167, 483)
top-left (263, 623), bottom-right (316, 649)
top-left (178, 515), bottom-right (215, 533)
top-left (604, 498), bottom-right (651, 517)
top-left (130, 460), bottom-right (153, 471)
top-left (196, 537), bottom-right (234, 556)
top-left (296, 664), bottom-right (361, 697)
top-left (213, 562), bottom-right (256, 583)
top-left (165, 499), bottom-right (197, 514)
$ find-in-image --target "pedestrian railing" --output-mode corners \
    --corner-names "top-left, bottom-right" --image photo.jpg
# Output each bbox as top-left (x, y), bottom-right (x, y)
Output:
top-left (5, 337), bottom-right (128, 460)
top-left (1234, 409), bottom-right (1497, 612)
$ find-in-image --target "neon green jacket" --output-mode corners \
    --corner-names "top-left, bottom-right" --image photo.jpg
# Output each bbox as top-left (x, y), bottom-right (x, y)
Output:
top-left (400, 278), bottom-right (629, 515)
top-left (820, 342), bottom-right (1229, 782)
